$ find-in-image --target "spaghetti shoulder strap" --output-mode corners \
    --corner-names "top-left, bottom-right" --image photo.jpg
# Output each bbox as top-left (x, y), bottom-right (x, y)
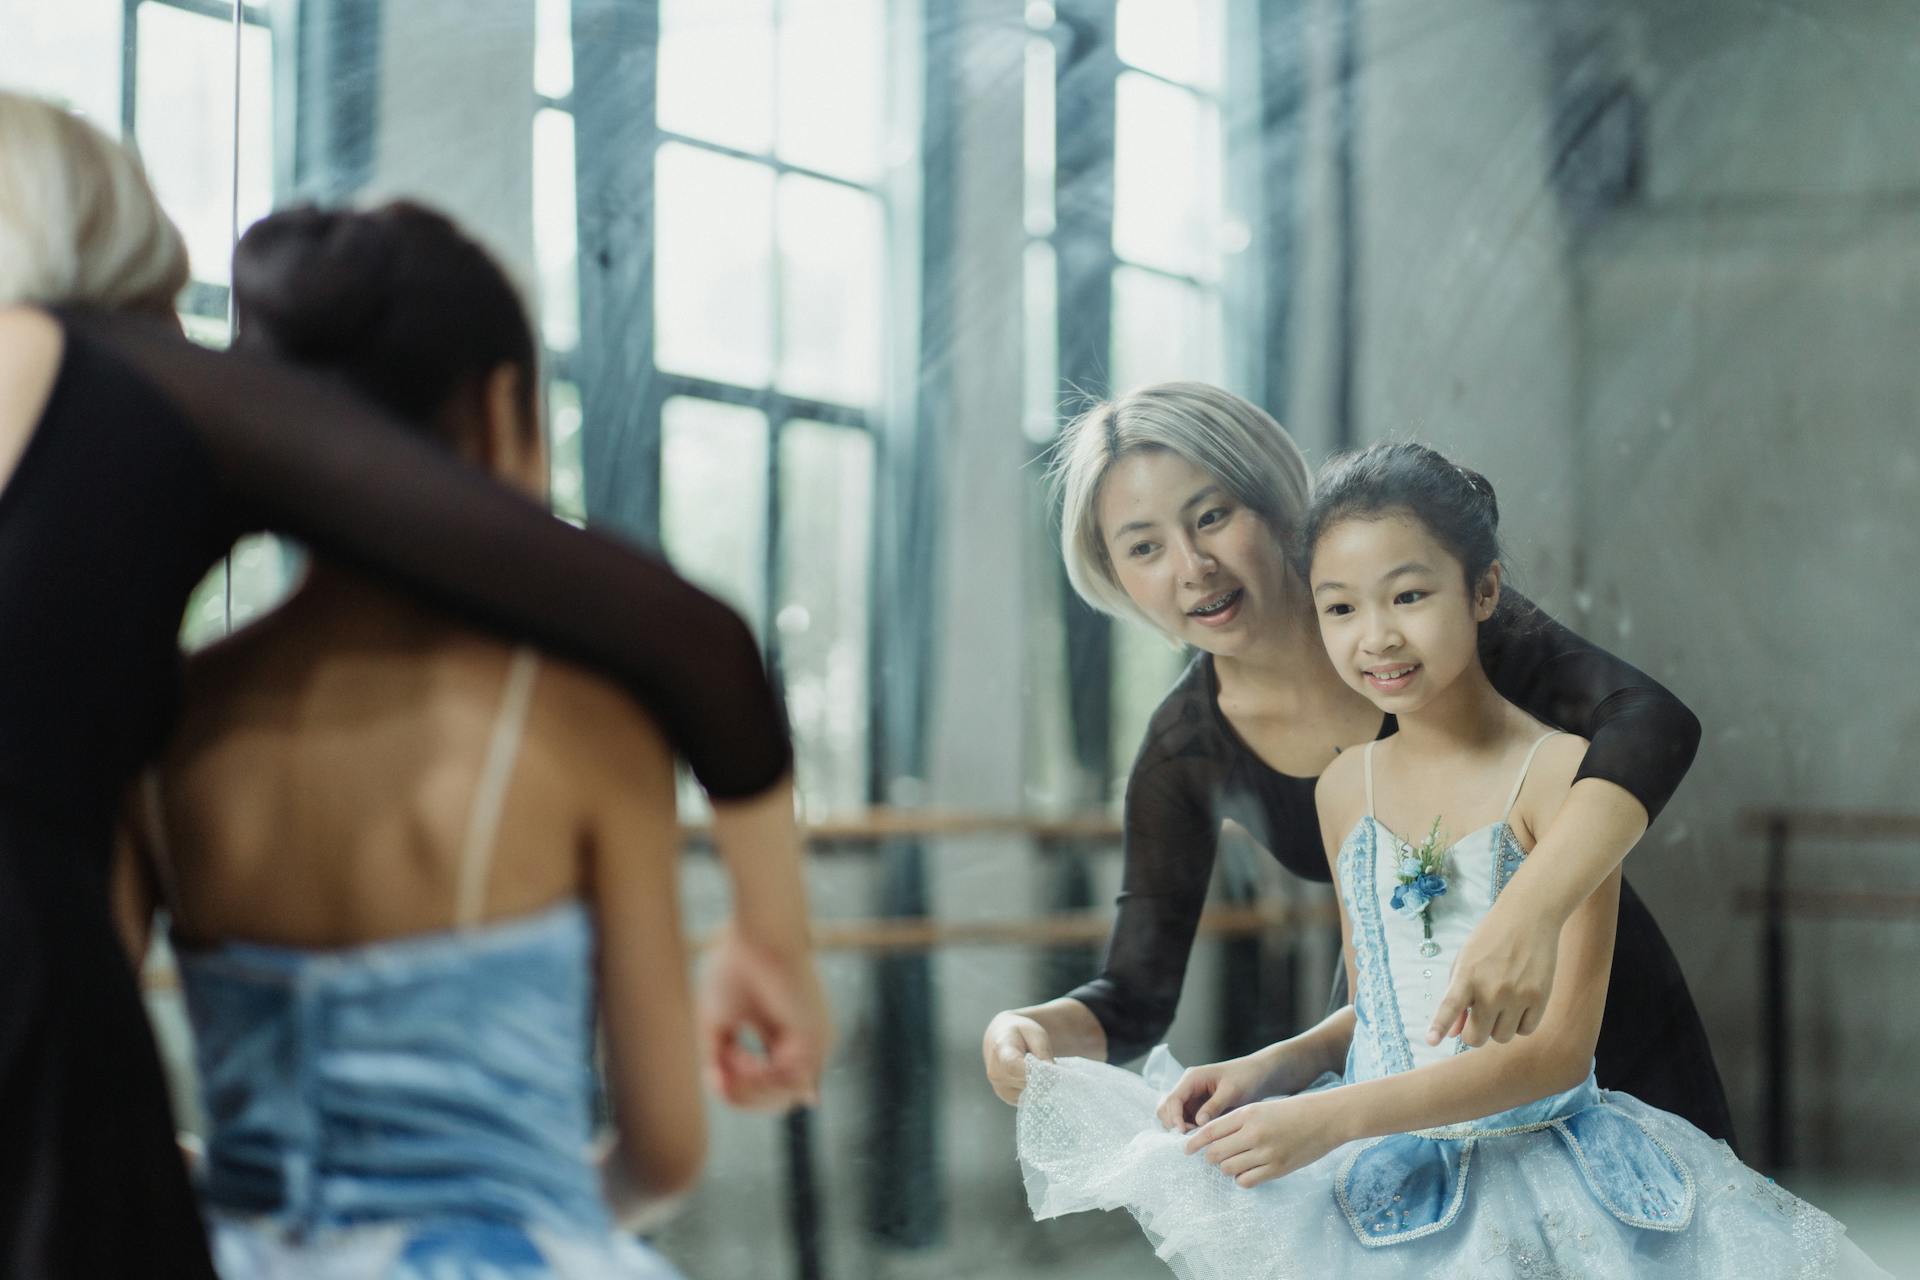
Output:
top-left (1501, 730), bottom-right (1565, 821)
top-left (138, 771), bottom-right (185, 919)
top-left (453, 648), bottom-right (542, 931)
top-left (1363, 740), bottom-right (1379, 818)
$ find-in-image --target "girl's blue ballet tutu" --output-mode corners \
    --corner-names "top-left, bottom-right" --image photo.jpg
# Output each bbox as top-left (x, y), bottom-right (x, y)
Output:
top-left (1017, 1047), bottom-right (1891, 1280)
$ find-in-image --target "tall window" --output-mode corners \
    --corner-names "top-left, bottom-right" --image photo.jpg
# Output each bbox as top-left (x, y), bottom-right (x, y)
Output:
top-left (537, 1), bottom-right (895, 816)
top-left (1024, 0), bottom-right (1238, 795)
top-left (1, 0), bottom-right (288, 645)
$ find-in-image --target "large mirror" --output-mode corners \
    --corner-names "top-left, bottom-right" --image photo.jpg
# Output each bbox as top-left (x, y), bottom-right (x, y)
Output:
top-left (4, 0), bottom-right (1915, 1274)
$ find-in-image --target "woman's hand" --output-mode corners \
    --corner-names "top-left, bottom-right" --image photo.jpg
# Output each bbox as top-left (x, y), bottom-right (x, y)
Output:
top-left (1425, 896), bottom-right (1561, 1047)
top-left (697, 920), bottom-right (829, 1110)
top-left (1155, 1051), bottom-right (1281, 1133)
top-left (1184, 1092), bottom-right (1347, 1188)
top-left (982, 1012), bottom-right (1054, 1105)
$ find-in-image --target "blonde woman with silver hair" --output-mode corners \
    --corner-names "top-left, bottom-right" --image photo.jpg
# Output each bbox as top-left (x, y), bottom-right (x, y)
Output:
top-left (0, 90), bottom-right (824, 1276)
top-left (982, 381), bottom-right (1735, 1150)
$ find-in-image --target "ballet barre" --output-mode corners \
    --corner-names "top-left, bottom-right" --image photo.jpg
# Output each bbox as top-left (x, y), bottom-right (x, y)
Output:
top-left (679, 807), bottom-right (1124, 847)
top-left (1738, 807), bottom-right (1920, 1172)
top-left (137, 898), bottom-right (1333, 994)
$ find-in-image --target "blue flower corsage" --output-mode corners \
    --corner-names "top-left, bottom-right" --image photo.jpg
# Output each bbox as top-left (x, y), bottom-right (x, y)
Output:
top-left (1391, 817), bottom-right (1451, 957)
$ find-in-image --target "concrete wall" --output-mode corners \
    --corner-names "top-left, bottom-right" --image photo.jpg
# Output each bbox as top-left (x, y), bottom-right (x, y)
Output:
top-left (1567, 0), bottom-right (1920, 1170)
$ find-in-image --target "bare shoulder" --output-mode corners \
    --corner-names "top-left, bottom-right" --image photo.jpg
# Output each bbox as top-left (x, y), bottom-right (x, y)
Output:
top-left (1531, 731), bottom-right (1592, 791)
top-left (0, 307), bottom-right (65, 436)
top-left (1314, 747), bottom-right (1369, 843)
top-left (1513, 731), bottom-right (1591, 842)
top-left (531, 656), bottom-right (674, 782)
top-left (0, 306), bottom-right (62, 353)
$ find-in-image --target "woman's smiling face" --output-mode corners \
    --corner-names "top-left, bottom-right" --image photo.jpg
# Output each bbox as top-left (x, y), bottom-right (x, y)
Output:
top-left (1309, 510), bottom-right (1499, 713)
top-left (1097, 448), bottom-right (1292, 656)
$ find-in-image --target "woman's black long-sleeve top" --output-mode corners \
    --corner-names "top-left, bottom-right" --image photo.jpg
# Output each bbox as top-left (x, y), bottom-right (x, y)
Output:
top-left (1066, 594), bottom-right (1736, 1143)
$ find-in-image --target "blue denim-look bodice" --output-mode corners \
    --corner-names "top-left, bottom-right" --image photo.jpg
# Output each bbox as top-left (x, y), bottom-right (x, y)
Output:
top-left (177, 902), bottom-right (610, 1241)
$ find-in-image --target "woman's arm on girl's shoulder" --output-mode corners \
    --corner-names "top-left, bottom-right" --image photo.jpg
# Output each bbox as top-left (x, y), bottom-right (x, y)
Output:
top-left (1486, 593), bottom-right (1701, 826)
top-left (66, 310), bottom-right (792, 802)
top-left (551, 671), bottom-right (706, 1213)
top-left (1435, 592), bottom-right (1700, 1048)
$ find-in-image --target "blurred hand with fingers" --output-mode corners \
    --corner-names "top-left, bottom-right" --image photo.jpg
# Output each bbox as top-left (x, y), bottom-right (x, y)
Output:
top-left (698, 920), bottom-right (829, 1110)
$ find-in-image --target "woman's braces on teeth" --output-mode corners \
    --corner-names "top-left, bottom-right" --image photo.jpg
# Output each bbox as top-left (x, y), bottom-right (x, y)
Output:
top-left (1189, 588), bottom-right (1240, 616)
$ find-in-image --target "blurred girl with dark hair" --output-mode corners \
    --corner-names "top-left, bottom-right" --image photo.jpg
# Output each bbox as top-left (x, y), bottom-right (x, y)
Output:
top-left (112, 201), bottom-right (736, 1276)
top-left (0, 90), bottom-right (822, 1276)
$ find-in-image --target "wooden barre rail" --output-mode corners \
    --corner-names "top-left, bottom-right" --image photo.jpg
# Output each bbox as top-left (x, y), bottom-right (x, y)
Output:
top-left (682, 809), bottom-right (1123, 845)
top-left (138, 899), bottom-right (1339, 992)
top-left (1748, 807), bottom-right (1920, 1173)
top-left (1737, 810), bottom-right (1920, 841)
top-left (805, 900), bottom-right (1340, 952)
top-left (1734, 888), bottom-right (1920, 920)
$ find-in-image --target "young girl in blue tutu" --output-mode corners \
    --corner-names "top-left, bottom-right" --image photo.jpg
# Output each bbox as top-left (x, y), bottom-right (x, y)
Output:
top-left (1017, 442), bottom-right (1888, 1279)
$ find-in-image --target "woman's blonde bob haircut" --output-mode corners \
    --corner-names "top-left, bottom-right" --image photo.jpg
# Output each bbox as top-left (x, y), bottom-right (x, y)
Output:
top-left (1050, 381), bottom-right (1312, 625)
top-left (0, 90), bottom-right (189, 313)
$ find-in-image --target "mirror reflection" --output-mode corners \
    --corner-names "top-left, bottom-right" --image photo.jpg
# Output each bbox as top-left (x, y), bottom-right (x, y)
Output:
top-left (2, 0), bottom-right (1915, 1275)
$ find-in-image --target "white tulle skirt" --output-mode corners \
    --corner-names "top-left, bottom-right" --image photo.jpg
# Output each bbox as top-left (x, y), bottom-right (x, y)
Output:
top-left (1017, 1050), bottom-right (1892, 1280)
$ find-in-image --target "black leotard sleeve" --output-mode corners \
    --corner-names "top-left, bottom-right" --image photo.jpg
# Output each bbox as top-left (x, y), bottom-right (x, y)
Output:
top-left (1066, 669), bottom-right (1223, 1064)
top-left (70, 311), bottom-right (791, 799)
top-left (1484, 592), bottom-right (1701, 824)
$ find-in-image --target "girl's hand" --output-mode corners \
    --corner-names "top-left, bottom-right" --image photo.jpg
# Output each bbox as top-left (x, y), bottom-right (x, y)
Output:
top-left (982, 1012), bottom-right (1053, 1105)
top-left (1184, 1093), bottom-right (1346, 1188)
top-left (698, 921), bottom-right (829, 1110)
top-left (1426, 899), bottom-right (1560, 1047)
top-left (1155, 1053), bottom-right (1278, 1133)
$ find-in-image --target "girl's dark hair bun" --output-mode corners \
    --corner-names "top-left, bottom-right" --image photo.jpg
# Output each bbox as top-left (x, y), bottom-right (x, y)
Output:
top-left (231, 201), bottom-right (536, 435)
top-left (1300, 440), bottom-right (1506, 595)
top-left (1457, 463), bottom-right (1499, 531)
top-left (233, 206), bottom-right (393, 364)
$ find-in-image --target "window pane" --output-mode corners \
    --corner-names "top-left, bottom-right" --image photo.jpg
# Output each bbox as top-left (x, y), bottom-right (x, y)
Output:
top-left (0, 0), bottom-right (122, 128)
top-left (1110, 619), bottom-right (1186, 788)
top-left (1116, 0), bottom-right (1223, 91)
top-left (135, 3), bottom-right (273, 288)
top-left (1113, 72), bottom-right (1221, 280)
top-left (1024, 33), bottom-right (1056, 237)
top-left (546, 379), bottom-right (585, 525)
top-left (1110, 266), bottom-right (1223, 391)
top-left (655, 143), bottom-right (774, 387)
top-left (534, 0), bottom-right (572, 99)
top-left (660, 397), bottom-right (769, 633)
top-left (533, 107), bottom-right (579, 352)
top-left (1023, 239), bottom-right (1059, 440)
top-left (777, 175), bottom-right (884, 407)
top-left (180, 535), bottom-right (297, 650)
top-left (776, 0), bottom-right (884, 181)
top-left (658, 0), bottom-right (774, 155)
top-left (777, 422), bottom-right (874, 815)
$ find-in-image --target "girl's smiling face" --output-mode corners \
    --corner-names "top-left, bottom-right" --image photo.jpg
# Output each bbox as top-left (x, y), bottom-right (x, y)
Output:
top-left (1097, 448), bottom-right (1293, 657)
top-left (1309, 510), bottom-right (1500, 713)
